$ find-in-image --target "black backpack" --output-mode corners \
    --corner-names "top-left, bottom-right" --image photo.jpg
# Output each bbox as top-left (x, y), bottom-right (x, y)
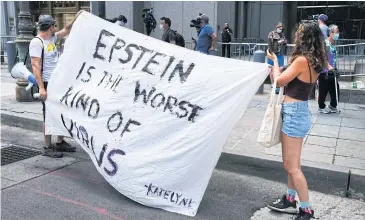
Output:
top-left (171, 30), bottom-right (185, 47)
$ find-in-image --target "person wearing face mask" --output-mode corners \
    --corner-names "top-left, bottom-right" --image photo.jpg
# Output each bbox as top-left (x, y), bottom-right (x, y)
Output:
top-left (115, 15), bottom-right (127, 27)
top-left (160, 17), bottom-right (176, 45)
top-left (29, 12), bottom-right (84, 158)
top-left (318, 24), bottom-right (340, 114)
top-left (196, 14), bottom-right (217, 55)
top-left (267, 22), bottom-right (287, 93)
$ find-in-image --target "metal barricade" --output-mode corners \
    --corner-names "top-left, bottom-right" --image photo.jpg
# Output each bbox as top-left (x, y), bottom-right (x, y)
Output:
top-left (216, 42), bottom-right (252, 60)
top-left (335, 39), bottom-right (365, 45)
top-left (184, 41), bottom-right (195, 50)
top-left (335, 43), bottom-right (365, 80)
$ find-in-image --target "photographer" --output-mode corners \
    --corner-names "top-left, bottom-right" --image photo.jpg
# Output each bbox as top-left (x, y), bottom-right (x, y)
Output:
top-left (142, 8), bottom-right (156, 36)
top-left (221, 23), bottom-right (233, 58)
top-left (196, 14), bottom-right (216, 55)
top-left (160, 17), bottom-right (176, 45)
top-left (267, 22), bottom-right (287, 93)
top-left (318, 24), bottom-right (340, 114)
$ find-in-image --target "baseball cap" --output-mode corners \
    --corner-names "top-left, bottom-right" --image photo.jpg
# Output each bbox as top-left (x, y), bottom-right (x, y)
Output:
top-left (200, 14), bottom-right (209, 23)
top-left (38, 14), bottom-right (56, 28)
top-left (318, 14), bottom-right (328, 22)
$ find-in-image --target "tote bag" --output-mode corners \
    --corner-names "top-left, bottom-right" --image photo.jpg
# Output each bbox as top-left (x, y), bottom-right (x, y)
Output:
top-left (257, 80), bottom-right (284, 148)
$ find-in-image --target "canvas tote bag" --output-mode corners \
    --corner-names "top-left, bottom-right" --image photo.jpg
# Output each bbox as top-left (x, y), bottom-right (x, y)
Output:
top-left (257, 80), bottom-right (284, 148)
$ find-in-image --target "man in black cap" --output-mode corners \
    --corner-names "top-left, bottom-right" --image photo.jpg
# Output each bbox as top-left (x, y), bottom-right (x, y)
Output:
top-left (29, 10), bottom-right (84, 158)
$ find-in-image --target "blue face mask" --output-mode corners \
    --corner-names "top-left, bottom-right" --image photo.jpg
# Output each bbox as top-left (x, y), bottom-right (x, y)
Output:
top-left (333, 33), bottom-right (339, 40)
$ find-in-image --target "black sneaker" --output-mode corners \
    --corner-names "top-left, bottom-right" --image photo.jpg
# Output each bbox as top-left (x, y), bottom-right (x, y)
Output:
top-left (267, 195), bottom-right (298, 214)
top-left (294, 208), bottom-right (314, 220)
top-left (54, 140), bottom-right (76, 152)
top-left (42, 147), bottom-right (63, 158)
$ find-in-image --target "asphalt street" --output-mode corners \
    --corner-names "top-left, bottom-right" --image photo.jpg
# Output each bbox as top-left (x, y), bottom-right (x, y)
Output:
top-left (1, 125), bottom-right (365, 220)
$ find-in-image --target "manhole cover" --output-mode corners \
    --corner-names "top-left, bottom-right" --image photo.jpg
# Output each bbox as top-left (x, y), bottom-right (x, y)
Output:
top-left (1, 145), bottom-right (42, 166)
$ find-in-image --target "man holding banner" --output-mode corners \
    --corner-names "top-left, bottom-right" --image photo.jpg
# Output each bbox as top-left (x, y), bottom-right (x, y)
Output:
top-left (29, 11), bottom-right (84, 157)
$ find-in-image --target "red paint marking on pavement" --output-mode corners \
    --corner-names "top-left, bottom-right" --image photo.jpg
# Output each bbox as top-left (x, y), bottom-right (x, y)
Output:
top-left (24, 186), bottom-right (124, 220)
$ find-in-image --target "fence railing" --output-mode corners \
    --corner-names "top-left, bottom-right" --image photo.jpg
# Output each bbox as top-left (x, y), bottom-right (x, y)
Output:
top-left (184, 41), bottom-right (365, 77)
top-left (2, 35), bottom-right (365, 77)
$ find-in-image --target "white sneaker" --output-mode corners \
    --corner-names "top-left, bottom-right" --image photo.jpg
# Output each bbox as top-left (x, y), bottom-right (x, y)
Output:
top-left (318, 107), bottom-right (331, 114)
top-left (328, 106), bottom-right (338, 113)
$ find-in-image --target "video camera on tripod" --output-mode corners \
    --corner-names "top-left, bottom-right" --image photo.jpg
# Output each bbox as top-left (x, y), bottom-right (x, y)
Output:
top-left (190, 13), bottom-right (203, 50)
top-left (142, 8), bottom-right (157, 36)
top-left (190, 13), bottom-right (203, 34)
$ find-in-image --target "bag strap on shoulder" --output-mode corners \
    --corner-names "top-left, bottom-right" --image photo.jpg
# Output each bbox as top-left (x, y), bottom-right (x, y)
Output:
top-left (23, 37), bottom-right (44, 73)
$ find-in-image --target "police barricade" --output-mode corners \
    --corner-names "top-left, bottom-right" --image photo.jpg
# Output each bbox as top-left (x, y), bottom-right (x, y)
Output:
top-left (336, 43), bottom-right (365, 82)
top-left (335, 39), bottom-right (365, 46)
top-left (216, 42), bottom-right (252, 61)
top-left (184, 41), bottom-right (195, 50)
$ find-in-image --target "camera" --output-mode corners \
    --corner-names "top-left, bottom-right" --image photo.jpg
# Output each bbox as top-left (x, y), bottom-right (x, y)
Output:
top-left (142, 8), bottom-right (152, 14)
top-left (309, 14), bottom-right (320, 20)
top-left (141, 8), bottom-right (156, 36)
top-left (190, 13), bottom-right (203, 34)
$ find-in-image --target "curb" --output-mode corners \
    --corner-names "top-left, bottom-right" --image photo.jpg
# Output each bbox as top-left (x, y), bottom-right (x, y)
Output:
top-left (1, 112), bottom-right (43, 132)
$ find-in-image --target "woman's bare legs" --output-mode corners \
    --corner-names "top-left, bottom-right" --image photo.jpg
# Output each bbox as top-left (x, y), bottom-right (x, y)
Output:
top-left (281, 132), bottom-right (309, 203)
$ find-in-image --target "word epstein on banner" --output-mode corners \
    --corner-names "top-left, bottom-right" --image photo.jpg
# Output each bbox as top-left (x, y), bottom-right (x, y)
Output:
top-left (93, 29), bottom-right (196, 84)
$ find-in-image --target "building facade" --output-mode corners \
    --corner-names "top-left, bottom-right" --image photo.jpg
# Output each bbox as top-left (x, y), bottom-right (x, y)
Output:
top-left (101, 1), bottom-right (365, 43)
top-left (1, 1), bottom-right (364, 44)
top-left (102, 1), bottom-right (297, 43)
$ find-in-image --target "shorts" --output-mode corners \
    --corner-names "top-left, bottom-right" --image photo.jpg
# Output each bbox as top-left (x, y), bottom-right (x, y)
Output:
top-left (41, 82), bottom-right (48, 122)
top-left (267, 54), bottom-right (284, 67)
top-left (281, 101), bottom-right (312, 138)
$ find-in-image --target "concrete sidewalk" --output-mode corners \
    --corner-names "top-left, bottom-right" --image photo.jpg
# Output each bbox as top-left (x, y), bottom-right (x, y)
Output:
top-left (225, 93), bottom-right (365, 176)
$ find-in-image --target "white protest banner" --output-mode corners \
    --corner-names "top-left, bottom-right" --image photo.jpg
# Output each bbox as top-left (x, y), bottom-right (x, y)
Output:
top-left (45, 12), bottom-right (269, 216)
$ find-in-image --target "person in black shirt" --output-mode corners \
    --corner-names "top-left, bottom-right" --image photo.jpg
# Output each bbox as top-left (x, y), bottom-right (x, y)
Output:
top-left (221, 23), bottom-right (233, 58)
top-left (160, 17), bottom-right (176, 45)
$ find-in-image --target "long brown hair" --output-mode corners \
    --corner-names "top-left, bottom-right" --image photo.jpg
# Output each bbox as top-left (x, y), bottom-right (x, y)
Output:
top-left (290, 20), bottom-right (328, 73)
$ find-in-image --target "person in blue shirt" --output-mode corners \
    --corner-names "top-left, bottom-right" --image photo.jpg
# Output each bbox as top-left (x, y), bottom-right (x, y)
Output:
top-left (318, 14), bottom-right (329, 38)
top-left (196, 14), bottom-right (217, 55)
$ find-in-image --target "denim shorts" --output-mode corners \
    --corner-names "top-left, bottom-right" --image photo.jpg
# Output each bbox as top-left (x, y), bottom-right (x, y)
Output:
top-left (282, 101), bottom-right (312, 138)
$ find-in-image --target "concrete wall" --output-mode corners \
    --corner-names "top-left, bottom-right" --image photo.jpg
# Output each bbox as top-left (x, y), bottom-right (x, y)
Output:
top-left (105, 1), bottom-right (134, 30)
top-left (1, 1), bottom-right (17, 36)
top-left (132, 1), bottom-right (145, 34)
top-left (216, 1), bottom-right (235, 41)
